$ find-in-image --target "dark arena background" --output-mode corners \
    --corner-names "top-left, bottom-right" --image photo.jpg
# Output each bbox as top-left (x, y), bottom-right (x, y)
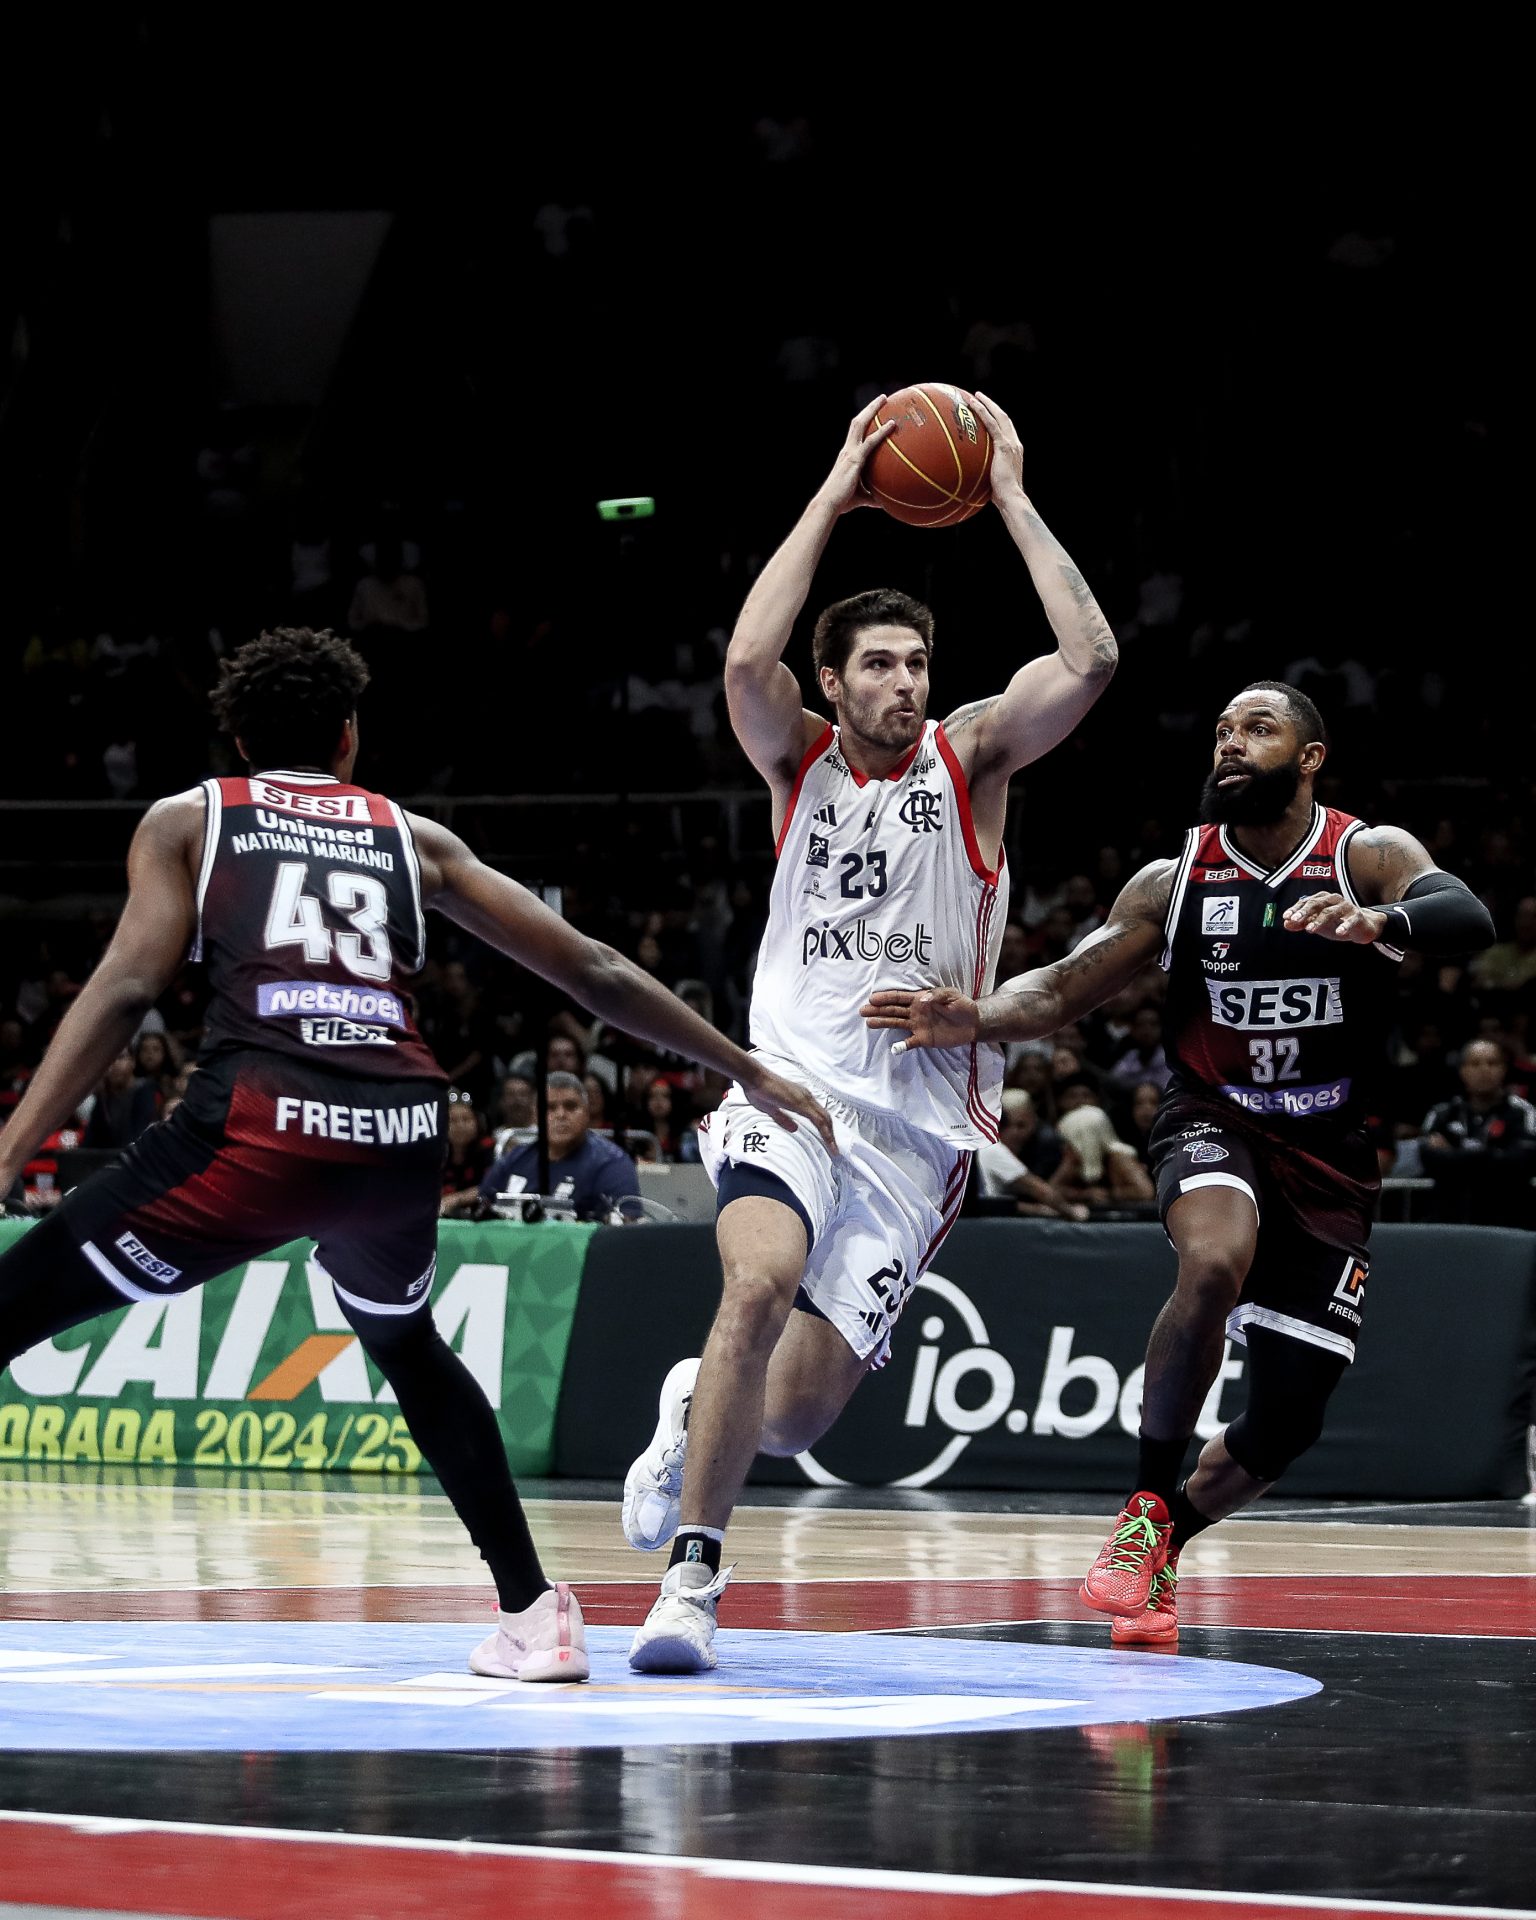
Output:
top-left (1, 24), bottom-right (1530, 1920)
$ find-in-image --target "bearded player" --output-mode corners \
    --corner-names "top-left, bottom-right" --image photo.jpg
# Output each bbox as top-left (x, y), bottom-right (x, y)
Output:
top-left (865, 682), bottom-right (1494, 1646)
top-left (0, 627), bottom-right (834, 1684)
top-left (624, 391), bottom-right (1120, 1672)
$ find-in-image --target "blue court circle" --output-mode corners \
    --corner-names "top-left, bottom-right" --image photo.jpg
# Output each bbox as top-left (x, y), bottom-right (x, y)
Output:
top-left (0, 1621), bottom-right (1320, 1751)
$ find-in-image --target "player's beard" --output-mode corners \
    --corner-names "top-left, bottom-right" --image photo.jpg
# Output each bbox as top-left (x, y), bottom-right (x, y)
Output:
top-left (1200, 754), bottom-right (1303, 824)
top-left (839, 689), bottom-right (925, 754)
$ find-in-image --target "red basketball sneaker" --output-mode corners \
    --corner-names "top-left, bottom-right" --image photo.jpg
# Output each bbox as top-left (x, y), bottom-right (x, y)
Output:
top-left (1111, 1549), bottom-right (1181, 1648)
top-left (1080, 1492), bottom-right (1173, 1616)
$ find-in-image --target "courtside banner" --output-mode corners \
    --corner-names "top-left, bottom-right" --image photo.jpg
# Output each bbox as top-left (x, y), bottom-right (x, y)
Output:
top-left (555, 1221), bottom-right (1536, 1498)
top-left (0, 1220), bottom-right (594, 1476)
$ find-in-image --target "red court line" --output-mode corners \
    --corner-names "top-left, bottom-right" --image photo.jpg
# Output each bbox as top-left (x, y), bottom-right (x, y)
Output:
top-left (2, 1816), bottom-right (1532, 1920)
top-left (4, 1575), bottom-right (1529, 1636)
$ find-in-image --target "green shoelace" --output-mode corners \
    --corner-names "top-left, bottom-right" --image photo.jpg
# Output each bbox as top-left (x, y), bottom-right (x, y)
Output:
top-left (1106, 1512), bottom-right (1163, 1572)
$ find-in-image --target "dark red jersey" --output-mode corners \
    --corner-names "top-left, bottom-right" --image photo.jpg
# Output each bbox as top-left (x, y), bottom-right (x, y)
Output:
top-left (190, 769), bottom-right (444, 1083)
top-left (1159, 804), bottom-right (1400, 1132)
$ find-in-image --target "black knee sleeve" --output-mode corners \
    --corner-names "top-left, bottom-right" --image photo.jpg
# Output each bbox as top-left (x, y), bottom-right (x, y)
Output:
top-left (1223, 1325), bottom-right (1348, 1483)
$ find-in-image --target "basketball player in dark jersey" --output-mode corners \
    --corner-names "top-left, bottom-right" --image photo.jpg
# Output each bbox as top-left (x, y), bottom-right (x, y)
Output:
top-left (863, 681), bottom-right (1493, 1646)
top-left (0, 627), bottom-right (834, 1682)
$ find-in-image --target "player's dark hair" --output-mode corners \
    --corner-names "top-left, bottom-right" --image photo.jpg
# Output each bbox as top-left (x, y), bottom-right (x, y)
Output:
top-left (210, 627), bottom-right (370, 770)
top-left (1240, 680), bottom-right (1328, 750)
top-left (812, 589), bottom-right (935, 681)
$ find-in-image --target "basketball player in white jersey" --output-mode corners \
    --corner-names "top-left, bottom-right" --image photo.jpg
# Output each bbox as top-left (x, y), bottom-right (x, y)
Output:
top-left (625, 391), bottom-right (1121, 1671)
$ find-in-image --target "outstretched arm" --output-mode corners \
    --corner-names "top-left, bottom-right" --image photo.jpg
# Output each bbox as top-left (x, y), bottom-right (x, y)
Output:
top-left (1283, 825), bottom-right (1495, 954)
top-left (941, 392), bottom-right (1118, 786)
top-left (862, 859), bottom-right (1174, 1051)
top-left (0, 794), bottom-right (203, 1191)
top-left (410, 817), bottom-right (837, 1152)
top-left (724, 396), bottom-right (897, 810)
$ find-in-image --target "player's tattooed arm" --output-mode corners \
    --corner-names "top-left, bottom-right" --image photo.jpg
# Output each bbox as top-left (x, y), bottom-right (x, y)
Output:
top-left (940, 697), bottom-right (998, 742)
top-left (862, 859), bottom-right (1173, 1053)
top-left (1286, 825), bottom-right (1495, 952)
top-left (1347, 825), bottom-right (1440, 906)
top-left (941, 395), bottom-right (1118, 781)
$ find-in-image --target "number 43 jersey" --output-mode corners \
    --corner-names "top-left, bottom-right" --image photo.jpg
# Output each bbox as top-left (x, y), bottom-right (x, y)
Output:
top-left (752, 721), bottom-right (1009, 1148)
top-left (1160, 804), bottom-right (1400, 1131)
top-left (190, 769), bottom-right (445, 1083)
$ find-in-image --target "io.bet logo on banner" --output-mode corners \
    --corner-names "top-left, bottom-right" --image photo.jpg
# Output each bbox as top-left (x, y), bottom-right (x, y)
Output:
top-left (795, 1271), bottom-right (1245, 1490)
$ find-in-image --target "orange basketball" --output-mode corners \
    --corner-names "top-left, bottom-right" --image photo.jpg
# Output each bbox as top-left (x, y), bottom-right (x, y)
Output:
top-left (863, 383), bottom-right (993, 528)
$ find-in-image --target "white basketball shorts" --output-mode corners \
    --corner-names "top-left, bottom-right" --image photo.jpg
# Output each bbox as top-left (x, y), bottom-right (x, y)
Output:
top-left (695, 1056), bottom-right (971, 1366)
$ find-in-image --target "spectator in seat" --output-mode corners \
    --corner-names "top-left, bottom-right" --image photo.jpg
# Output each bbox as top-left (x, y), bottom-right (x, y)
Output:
top-left (1469, 896), bottom-right (1536, 1001)
top-left (492, 1072), bottom-right (537, 1154)
top-left (421, 960), bottom-right (497, 1108)
top-left (453, 1072), bottom-right (641, 1222)
top-left (347, 532), bottom-right (429, 638)
top-left (641, 1075), bottom-right (687, 1162)
top-left (440, 1091), bottom-right (495, 1207)
top-left (83, 1050), bottom-right (158, 1150)
top-left (1106, 1003), bottom-right (1173, 1092)
top-left (1006, 1050), bottom-right (1058, 1125)
top-left (977, 1090), bottom-right (1088, 1221)
top-left (1121, 1078), bottom-right (1163, 1169)
top-left (1, 1016), bottom-right (34, 1122)
top-left (1052, 1100), bottom-right (1157, 1211)
top-left (133, 1030), bottom-right (183, 1107)
top-left (1419, 1040), bottom-right (1536, 1227)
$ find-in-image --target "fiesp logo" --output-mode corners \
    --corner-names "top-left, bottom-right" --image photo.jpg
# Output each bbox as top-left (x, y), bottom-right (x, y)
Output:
top-left (796, 1270), bottom-right (1245, 1489)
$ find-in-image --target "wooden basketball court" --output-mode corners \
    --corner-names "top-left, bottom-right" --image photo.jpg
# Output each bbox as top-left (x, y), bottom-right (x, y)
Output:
top-left (1, 1470), bottom-right (1532, 1918)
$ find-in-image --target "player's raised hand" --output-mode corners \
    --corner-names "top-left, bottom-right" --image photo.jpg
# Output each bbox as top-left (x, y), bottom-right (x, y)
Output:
top-left (820, 394), bottom-right (897, 515)
top-left (1282, 892), bottom-right (1389, 945)
top-left (971, 391), bottom-right (1025, 505)
top-left (861, 986), bottom-right (981, 1055)
top-left (740, 1063), bottom-right (840, 1157)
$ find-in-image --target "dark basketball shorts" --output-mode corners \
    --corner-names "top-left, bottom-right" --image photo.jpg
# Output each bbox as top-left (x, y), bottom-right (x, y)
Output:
top-left (56, 1048), bottom-right (448, 1316)
top-left (1149, 1092), bottom-right (1378, 1363)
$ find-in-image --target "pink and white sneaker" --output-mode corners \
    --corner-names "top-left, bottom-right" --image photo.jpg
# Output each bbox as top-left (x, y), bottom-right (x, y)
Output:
top-left (468, 1582), bottom-right (589, 1683)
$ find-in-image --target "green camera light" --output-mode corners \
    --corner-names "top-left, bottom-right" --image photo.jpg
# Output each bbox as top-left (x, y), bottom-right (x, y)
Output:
top-left (596, 497), bottom-right (656, 522)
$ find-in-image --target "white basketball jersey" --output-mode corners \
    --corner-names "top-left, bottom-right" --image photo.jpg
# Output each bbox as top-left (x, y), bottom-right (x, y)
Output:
top-left (751, 720), bottom-right (1008, 1146)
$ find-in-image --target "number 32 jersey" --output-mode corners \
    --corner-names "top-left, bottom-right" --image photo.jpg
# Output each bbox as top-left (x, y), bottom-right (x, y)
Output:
top-left (189, 769), bottom-right (444, 1083)
top-left (1160, 804), bottom-right (1400, 1131)
top-left (752, 721), bottom-right (1008, 1147)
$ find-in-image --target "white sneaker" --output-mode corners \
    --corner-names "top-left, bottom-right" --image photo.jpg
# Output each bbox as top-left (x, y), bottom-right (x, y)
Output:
top-left (468, 1582), bottom-right (589, 1683)
top-left (628, 1561), bottom-right (733, 1673)
top-left (621, 1356), bottom-right (700, 1550)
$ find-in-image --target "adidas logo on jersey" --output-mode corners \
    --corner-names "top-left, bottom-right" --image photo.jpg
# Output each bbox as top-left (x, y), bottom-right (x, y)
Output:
top-left (812, 803), bottom-right (838, 827)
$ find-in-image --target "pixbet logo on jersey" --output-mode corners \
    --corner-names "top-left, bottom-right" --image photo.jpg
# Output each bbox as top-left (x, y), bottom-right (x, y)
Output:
top-left (801, 920), bottom-right (934, 966)
top-left (795, 1271), bottom-right (1246, 1489)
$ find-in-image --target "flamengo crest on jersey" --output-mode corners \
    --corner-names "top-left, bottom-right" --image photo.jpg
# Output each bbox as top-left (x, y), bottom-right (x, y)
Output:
top-left (752, 720), bottom-right (1007, 1146)
top-left (1160, 804), bottom-right (1398, 1127)
top-left (190, 770), bottom-right (444, 1083)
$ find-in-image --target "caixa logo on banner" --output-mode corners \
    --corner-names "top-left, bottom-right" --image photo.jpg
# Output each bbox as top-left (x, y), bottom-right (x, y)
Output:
top-left (795, 1271), bottom-right (1243, 1489)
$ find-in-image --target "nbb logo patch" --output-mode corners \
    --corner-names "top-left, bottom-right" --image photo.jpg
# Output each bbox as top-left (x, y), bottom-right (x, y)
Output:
top-left (1205, 977), bottom-right (1343, 1030)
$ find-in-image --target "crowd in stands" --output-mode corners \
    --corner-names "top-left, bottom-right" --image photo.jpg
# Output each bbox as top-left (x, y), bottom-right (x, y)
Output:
top-left (2, 98), bottom-right (1523, 1225)
top-left (6, 847), bottom-right (1534, 1226)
